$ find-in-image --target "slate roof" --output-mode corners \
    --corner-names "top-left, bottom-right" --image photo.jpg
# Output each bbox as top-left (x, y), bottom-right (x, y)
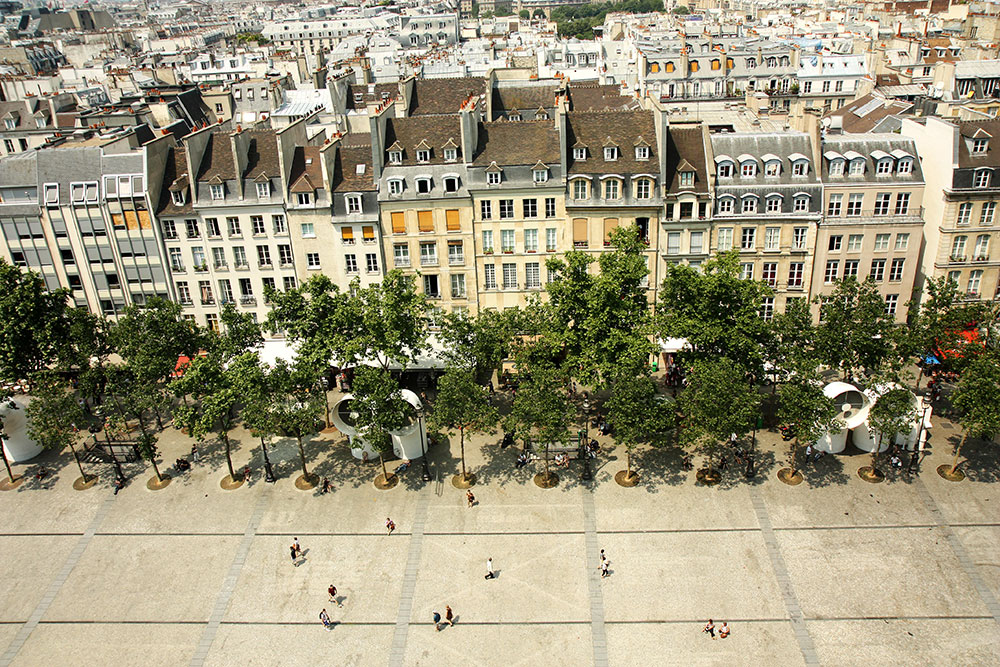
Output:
top-left (383, 116), bottom-right (462, 165)
top-left (491, 85), bottom-right (558, 117)
top-left (665, 124), bottom-right (708, 193)
top-left (408, 77), bottom-right (486, 115)
top-left (347, 82), bottom-right (397, 110)
top-left (711, 133), bottom-right (821, 186)
top-left (473, 120), bottom-right (560, 167)
top-left (196, 132), bottom-right (235, 182)
top-left (288, 146), bottom-right (324, 193)
top-left (823, 93), bottom-right (913, 134)
top-left (333, 145), bottom-right (376, 192)
top-left (242, 130), bottom-right (279, 181)
top-left (566, 110), bottom-right (658, 175)
top-left (156, 145), bottom-right (193, 216)
top-left (820, 134), bottom-right (924, 182)
top-left (957, 119), bottom-right (1000, 168)
top-left (566, 83), bottom-right (637, 112)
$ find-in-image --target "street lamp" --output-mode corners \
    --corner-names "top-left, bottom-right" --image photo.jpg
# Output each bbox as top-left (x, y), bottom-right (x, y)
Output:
top-left (580, 399), bottom-right (593, 482)
top-left (418, 409), bottom-right (431, 482)
top-left (260, 436), bottom-right (276, 483)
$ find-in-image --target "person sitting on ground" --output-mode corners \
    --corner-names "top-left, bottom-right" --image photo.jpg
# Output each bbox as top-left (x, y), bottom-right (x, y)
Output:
top-left (719, 622), bottom-right (730, 639)
top-left (515, 452), bottom-right (528, 469)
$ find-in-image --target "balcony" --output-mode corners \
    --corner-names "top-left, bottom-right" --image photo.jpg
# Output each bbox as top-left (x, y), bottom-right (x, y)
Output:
top-left (451, 290), bottom-right (466, 299)
top-left (574, 241), bottom-right (588, 249)
top-left (201, 297), bottom-right (215, 305)
top-left (171, 264), bottom-right (185, 273)
top-left (193, 264), bottom-right (208, 273)
top-left (973, 255), bottom-right (990, 262)
top-left (214, 262), bottom-right (228, 270)
top-left (239, 295), bottom-right (256, 305)
top-left (234, 262), bottom-right (249, 270)
top-left (449, 255), bottom-right (464, 266)
top-left (502, 283), bottom-right (518, 291)
top-left (950, 254), bottom-right (967, 263)
top-left (179, 298), bottom-right (193, 306)
top-left (259, 261), bottom-right (273, 269)
top-left (394, 258), bottom-right (411, 268)
top-left (420, 256), bottom-right (438, 267)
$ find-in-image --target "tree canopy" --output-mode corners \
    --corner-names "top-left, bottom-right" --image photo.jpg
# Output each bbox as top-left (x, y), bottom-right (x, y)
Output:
top-left (0, 258), bottom-right (72, 384)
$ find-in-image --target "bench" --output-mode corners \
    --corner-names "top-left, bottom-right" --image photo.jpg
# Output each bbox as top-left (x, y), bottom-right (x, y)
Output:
top-left (527, 443), bottom-right (580, 462)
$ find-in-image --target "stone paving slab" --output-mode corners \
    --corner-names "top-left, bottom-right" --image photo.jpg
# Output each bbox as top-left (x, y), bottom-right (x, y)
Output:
top-left (43, 535), bottom-right (241, 623)
top-left (0, 476), bottom-right (106, 534)
top-left (918, 471), bottom-right (1000, 527)
top-left (0, 536), bottom-right (77, 622)
top-left (425, 483), bottom-right (586, 535)
top-left (606, 620), bottom-right (804, 667)
top-left (11, 623), bottom-right (201, 667)
top-left (592, 477), bottom-right (759, 532)
top-left (202, 624), bottom-right (392, 667)
top-left (599, 532), bottom-right (788, 622)
top-left (806, 618), bottom-right (1000, 666)
top-left (401, 622), bottom-right (592, 666)
top-left (760, 478), bottom-right (935, 529)
top-left (952, 526), bottom-right (1000, 605)
top-left (776, 527), bottom-right (991, 620)
top-left (223, 535), bottom-right (410, 624)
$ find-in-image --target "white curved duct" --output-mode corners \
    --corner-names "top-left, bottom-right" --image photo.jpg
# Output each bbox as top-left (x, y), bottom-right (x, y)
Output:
top-left (0, 395), bottom-right (43, 463)
top-left (815, 382), bottom-right (871, 453)
top-left (331, 390), bottom-right (427, 461)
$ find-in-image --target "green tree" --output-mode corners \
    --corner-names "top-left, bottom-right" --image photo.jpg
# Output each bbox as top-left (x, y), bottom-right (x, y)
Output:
top-left (104, 365), bottom-right (165, 482)
top-left (519, 9), bottom-right (529, 18)
top-left (231, 352), bottom-right (276, 476)
top-left (672, 5), bottom-right (690, 13)
top-left (864, 387), bottom-right (917, 480)
top-left (815, 277), bottom-right (897, 380)
top-left (505, 362), bottom-right (571, 483)
top-left (136, 431), bottom-right (166, 484)
top-left (908, 276), bottom-right (994, 382)
top-left (26, 374), bottom-right (90, 483)
top-left (430, 366), bottom-right (499, 485)
top-left (605, 372), bottom-right (673, 482)
top-left (63, 308), bottom-right (114, 409)
top-left (213, 303), bottom-right (263, 360)
top-left (676, 357), bottom-right (761, 478)
top-left (269, 358), bottom-right (325, 484)
top-left (763, 297), bottom-right (817, 387)
top-left (948, 354), bottom-right (1000, 477)
top-left (776, 377), bottom-right (841, 481)
top-left (657, 251), bottom-right (773, 380)
top-left (349, 365), bottom-right (414, 485)
top-left (438, 308), bottom-right (513, 384)
top-left (356, 271), bottom-right (430, 371)
top-left (0, 259), bottom-right (71, 385)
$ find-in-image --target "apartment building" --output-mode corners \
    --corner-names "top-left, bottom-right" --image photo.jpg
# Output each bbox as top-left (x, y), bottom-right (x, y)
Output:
top-left (812, 134), bottom-right (925, 323)
top-left (708, 131), bottom-right (824, 319)
top-left (0, 94), bottom-right (77, 157)
top-left (660, 121), bottom-right (712, 275)
top-left (565, 109), bottom-right (661, 297)
top-left (905, 116), bottom-right (1000, 303)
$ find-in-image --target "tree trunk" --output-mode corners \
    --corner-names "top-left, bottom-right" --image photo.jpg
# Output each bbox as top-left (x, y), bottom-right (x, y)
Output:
top-left (790, 436), bottom-right (799, 477)
top-left (297, 434), bottom-right (308, 477)
top-left (871, 434), bottom-right (882, 473)
top-left (543, 443), bottom-right (550, 478)
top-left (0, 446), bottom-right (14, 483)
top-left (914, 366), bottom-right (924, 391)
top-left (626, 447), bottom-right (632, 478)
top-left (950, 432), bottom-right (969, 476)
top-left (222, 430), bottom-right (236, 480)
top-left (322, 383), bottom-right (331, 428)
top-left (150, 456), bottom-right (163, 483)
top-left (379, 451), bottom-right (389, 480)
top-left (459, 426), bottom-right (467, 480)
top-left (68, 441), bottom-right (87, 480)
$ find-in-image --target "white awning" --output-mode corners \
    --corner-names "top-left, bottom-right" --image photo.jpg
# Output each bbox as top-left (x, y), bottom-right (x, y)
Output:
top-left (870, 149), bottom-right (891, 161)
top-left (713, 154), bottom-right (733, 163)
top-left (787, 152), bottom-right (808, 162)
top-left (890, 148), bottom-right (913, 159)
top-left (843, 150), bottom-right (864, 161)
top-left (823, 150), bottom-right (844, 161)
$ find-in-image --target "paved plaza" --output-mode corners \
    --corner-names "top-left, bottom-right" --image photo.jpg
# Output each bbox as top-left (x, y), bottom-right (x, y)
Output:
top-left (0, 403), bottom-right (999, 666)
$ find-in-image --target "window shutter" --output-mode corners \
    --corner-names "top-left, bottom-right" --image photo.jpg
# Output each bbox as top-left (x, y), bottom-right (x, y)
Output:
top-left (573, 218), bottom-right (588, 243)
top-left (341, 226), bottom-right (354, 241)
top-left (391, 212), bottom-right (405, 234)
top-left (418, 210), bottom-right (433, 232)
top-left (445, 209), bottom-right (460, 231)
top-left (603, 218), bottom-right (619, 245)
top-left (362, 225), bottom-right (374, 240)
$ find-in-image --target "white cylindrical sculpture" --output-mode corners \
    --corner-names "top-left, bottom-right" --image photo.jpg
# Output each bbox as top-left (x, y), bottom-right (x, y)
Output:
top-left (896, 395), bottom-right (931, 451)
top-left (331, 389), bottom-right (426, 461)
top-left (815, 382), bottom-right (872, 453)
top-left (1, 395), bottom-right (43, 463)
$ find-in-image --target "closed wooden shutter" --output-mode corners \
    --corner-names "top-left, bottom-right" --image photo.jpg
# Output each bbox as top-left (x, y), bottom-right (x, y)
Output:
top-left (573, 218), bottom-right (588, 244)
top-left (341, 226), bottom-right (354, 241)
top-left (603, 218), bottom-right (619, 245)
top-left (362, 225), bottom-right (375, 240)
top-left (391, 212), bottom-right (405, 234)
top-left (445, 209), bottom-right (460, 231)
top-left (418, 210), bottom-right (433, 232)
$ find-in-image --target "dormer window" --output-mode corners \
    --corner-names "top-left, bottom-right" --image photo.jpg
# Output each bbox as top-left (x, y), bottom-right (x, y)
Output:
top-left (256, 182), bottom-right (270, 198)
top-left (388, 178), bottom-right (403, 195)
top-left (718, 161), bottom-right (733, 178)
top-left (346, 194), bottom-right (362, 213)
top-left (876, 159), bottom-right (892, 175)
top-left (35, 118), bottom-right (44, 129)
top-left (764, 160), bottom-right (780, 177)
top-left (416, 177), bottom-right (432, 194)
top-left (3, 119), bottom-right (14, 130)
top-left (389, 150), bottom-right (402, 164)
top-left (604, 146), bottom-right (618, 161)
top-left (297, 192), bottom-right (312, 205)
top-left (603, 179), bottom-right (620, 200)
top-left (573, 147), bottom-right (587, 160)
top-left (509, 113), bottom-right (521, 121)
top-left (973, 138), bottom-right (989, 154)
top-left (791, 158), bottom-right (808, 176)
top-left (537, 111), bottom-right (549, 120)
top-left (849, 159), bottom-right (865, 176)
top-left (975, 168), bottom-right (991, 188)
top-left (532, 163), bottom-right (548, 183)
top-left (829, 158), bottom-right (845, 176)
top-left (172, 190), bottom-right (186, 205)
top-left (210, 184), bottom-right (224, 200)
top-left (487, 170), bottom-right (501, 186)
top-left (416, 149), bottom-right (430, 163)
top-left (444, 176), bottom-right (459, 192)
top-left (444, 148), bottom-right (457, 162)
top-left (740, 161), bottom-right (756, 177)
top-left (680, 171), bottom-right (694, 187)
top-left (897, 158), bottom-right (913, 175)
top-left (635, 146), bottom-right (649, 160)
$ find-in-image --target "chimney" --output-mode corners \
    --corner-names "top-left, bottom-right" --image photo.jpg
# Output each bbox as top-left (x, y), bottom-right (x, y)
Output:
top-left (803, 107), bottom-right (822, 166)
top-left (459, 98), bottom-right (480, 162)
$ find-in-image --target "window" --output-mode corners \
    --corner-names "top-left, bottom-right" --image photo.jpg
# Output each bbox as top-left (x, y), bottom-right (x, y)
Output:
top-left (981, 202), bottom-right (996, 226)
top-left (574, 147), bottom-right (587, 160)
top-left (256, 182), bottom-right (270, 198)
top-left (228, 217), bottom-right (241, 236)
top-left (760, 297), bottom-right (775, 321)
top-left (975, 234), bottom-right (990, 260)
top-left (717, 228), bottom-right (733, 251)
top-left (635, 146), bottom-right (649, 160)
top-left (947, 270), bottom-right (962, 286)
top-left (849, 159), bottom-right (864, 176)
top-left (718, 162), bottom-right (733, 178)
top-left (450, 274), bottom-right (466, 298)
top-left (792, 161), bottom-right (807, 176)
top-left (958, 202), bottom-right (973, 225)
top-left (822, 81), bottom-right (831, 93)
top-left (388, 179), bottom-right (403, 196)
top-left (870, 258), bottom-right (885, 281)
top-left (974, 169), bottom-right (991, 188)
top-left (762, 263), bottom-right (777, 286)
top-left (416, 149), bottom-right (430, 163)
top-left (766, 196), bottom-right (781, 213)
top-left (346, 195), bottom-right (362, 213)
top-left (499, 200), bottom-right (514, 219)
top-left (278, 245), bottom-right (293, 266)
top-left (741, 197), bottom-right (757, 214)
top-left (876, 159), bottom-right (892, 175)
top-left (690, 231), bottom-right (704, 255)
top-left (636, 179), bottom-right (652, 199)
top-left (667, 232), bottom-right (681, 255)
top-left (765, 227), bottom-right (780, 251)
top-left (169, 248), bottom-right (184, 272)
top-left (297, 222), bottom-right (314, 239)
top-left (829, 159), bottom-right (844, 176)
top-left (524, 229), bottom-right (538, 252)
top-left (306, 252), bottom-right (320, 269)
top-left (823, 259), bottom-right (840, 285)
top-left (297, 192), bottom-right (312, 205)
top-left (741, 161), bottom-right (756, 177)
top-left (272, 215), bottom-right (286, 234)
top-left (895, 193), bottom-right (910, 215)
top-left (479, 201), bottom-right (492, 221)
top-left (533, 168), bottom-right (548, 184)
top-left (252, 216), bottom-right (266, 235)
top-left (973, 138), bottom-right (989, 154)
top-left (840, 234), bottom-right (861, 253)
top-left (210, 184), bottom-right (224, 200)
top-left (487, 171), bottom-right (501, 186)
top-left (718, 197), bottom-right (734, 214)
top-left (520, 261), bottom-right (540, 290)
top-left (262, 277), bottom-right (276, 298)
top-left (423, 275), bottom-right (439, 298)
top-left (844, 260), bottom-right (859, 278)
top-left (444, 148), bottom-right (457, 162)
top-left (394, 244), bottom-right (410, 267)
top-left (389, 150), bottom-right (402, 164)
top-left (484, 264), bottom-right (498, 290)
top-left (233, 247), bottom-right (247, 268)
top-left (874, 234), bottom-right (890, 251)
top-left (257, 245), bottom-right (271, 267)
top-left (177, 282), bottom-right (191, 304)
top-left (604, 180), bottom-right (620, 200)
top-left (420, 242), bottom-right (437, 265)
top-left (573, 180), bottom-right (588, 200)
top-left (345, 254), bottom-right (358, 273)
top-left (502, 263), bottom-right (517, 289)
top-left (889, 258), bottom-right (904, 282)
top-left (204, 218), bottom-right (220, 237)
top-left (212, 247), bottom-right (227, 269)
top-left (523, 199), bottom-right (537, 218)
top-left (442, 176), bottom-right (459, 193)
top-left (416, 178), bottom-right (431, 194)
top-left (483, 230), bottom-right (494, 253)
top-left (891, 233), bottom-right (909, 251)
top-left (952, 236), bottom-right (968, 259)
top-left (897, 158), bottom-right (913, 175)
top-left (604, 147), bottom-right (618, 161)
top-left (828, 194), bottom-right (843, 216)
top-left (788, 263), bottom-right (804, 287)
top-left (740, 263), bottom-right (754, 280)
top-left (874, 193), bottom-right (891, 216)
top-left (162, 220), bottom-right (177, 240)
top-left (741, 227), bottom-right (756, 250)
top-left (366, 253), bottom-right (379, 273)
top-left (846, 194), bottom-right (863, 217)
top-left (448, 241), bottom-right (464, 265)
top-left (185, 219), bottom-right (200, 239)
top-left (501, 229), bottom-right (515, 253)
top-left (545, 198), bottom-right (556, 218)
top-left (968, 270), bottom-right (983, 295)
top-left (171, 190), bottom-right (185, 205)
top-left (829, 235), bottom-right (843, 252)
top-left (765, 161), bottom-right (780, 177)
top-left (885, 294), bottom-right (898, 316)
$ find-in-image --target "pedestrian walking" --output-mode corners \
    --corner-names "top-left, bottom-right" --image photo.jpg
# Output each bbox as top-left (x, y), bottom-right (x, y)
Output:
top-left (328, 584), bottom-right (340, 606)
top-left (909, 450), bottom-right (920, 474)
top-left (321, 477), bottom-right (331, 494)
top-left (485, 557), bottom-right (494, 580)
top-left (191, 445), bottom-right (200, 462)
top-left (386, 517), bottom-right (396, 535)
top-left (600, 560), bottom-right (609, 578)
top-left (319, 608), bottom-right (332, 630)
top-left (445, 605), bottom-right (454, 627)
top-left (804, 444), bottom-right (813, 462)
top-left (290, 545), bottom-right (298, 565)
top-left (293, 537), bottom-right (301, 556)
top-left (467, 490), bottom-right (476, 508)
top-left (600, 549), bottom-right (607, 565)
top-left (719, 622), bottom-right (730, 639)
top-left (243, 464), bottom-right (251, 482)
top-left (703, 619), bottom-right (716, 639)
top-left (432, 611), bottom-right (442, 631)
